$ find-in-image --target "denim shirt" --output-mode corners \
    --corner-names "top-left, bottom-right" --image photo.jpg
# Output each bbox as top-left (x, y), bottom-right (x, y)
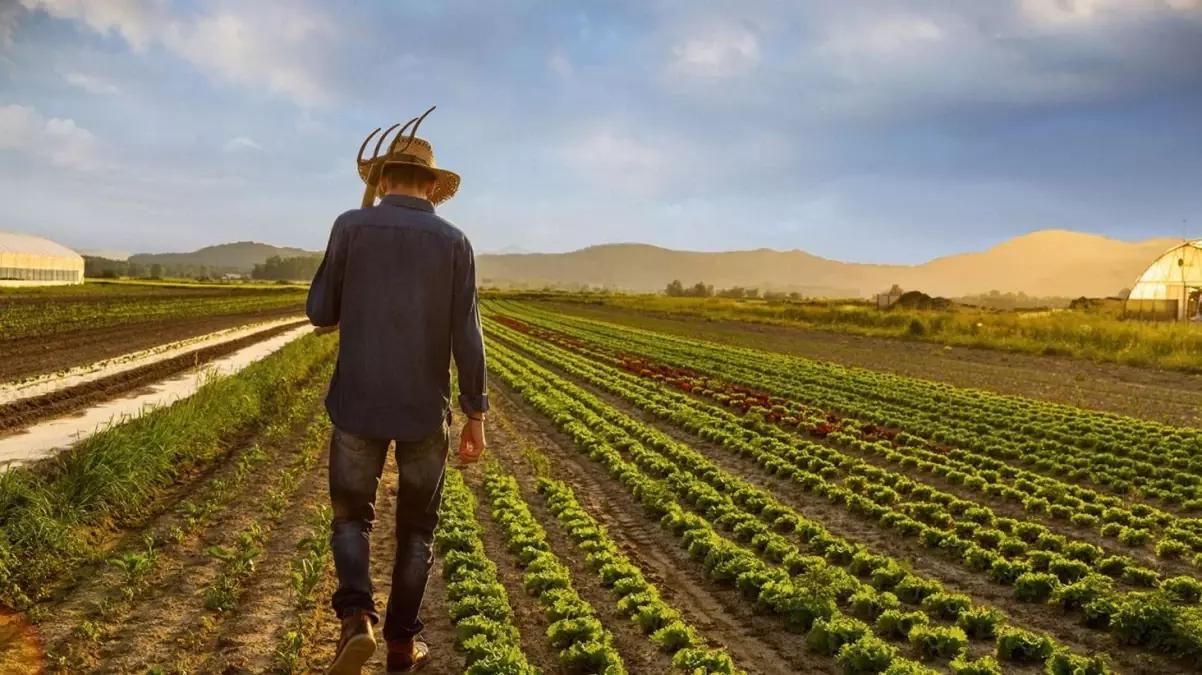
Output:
top-left (306, 194), bottom-right (489, 441)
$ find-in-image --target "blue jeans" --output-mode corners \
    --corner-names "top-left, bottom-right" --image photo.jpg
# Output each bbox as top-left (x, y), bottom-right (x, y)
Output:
top-left (328, 422), bottom-right (450, 642)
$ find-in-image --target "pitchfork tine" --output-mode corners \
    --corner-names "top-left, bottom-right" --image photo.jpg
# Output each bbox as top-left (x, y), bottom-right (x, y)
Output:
top-left (395, 106), bottom-right (436, 155)
top-left (387, 116), bottom-right (421, 155)
top-left (371, 123), bottom-right (402, 161)
top-left (357, 127), bottom-right (381, 164)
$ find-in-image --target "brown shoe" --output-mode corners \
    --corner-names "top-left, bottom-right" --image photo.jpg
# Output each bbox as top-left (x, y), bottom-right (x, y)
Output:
top-left (386, 638), bottom-right (429, 673)
top-left (326, 611), bottom-right (377, 675)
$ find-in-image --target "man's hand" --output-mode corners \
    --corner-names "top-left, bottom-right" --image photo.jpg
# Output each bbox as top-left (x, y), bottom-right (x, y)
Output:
top-left (459, 417), bottom-right (486, 464)
top-left (312, 324), bottom-right (339, 336)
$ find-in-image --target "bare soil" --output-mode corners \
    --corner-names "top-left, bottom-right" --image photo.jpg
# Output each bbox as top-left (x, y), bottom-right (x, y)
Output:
top-left (0, 320), bottom-right (307, 436)
top-left (545, 302), bottom-right (1202, 427)
top-left (0, 307), bottom-right (305, 383)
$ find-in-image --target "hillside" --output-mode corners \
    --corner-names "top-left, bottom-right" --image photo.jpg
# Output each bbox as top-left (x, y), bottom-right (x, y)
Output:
top-left (128, 241), bottom-right (319, 272)
top-left (476, 230), bottom-right (1183, 298)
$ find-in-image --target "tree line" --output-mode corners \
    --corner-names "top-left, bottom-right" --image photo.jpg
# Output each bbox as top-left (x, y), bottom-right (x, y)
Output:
top-left (84, 257), bottom-right (226, 280)
top-left (250, 255), bottom-right (322, 281)
top-left (664, 280), bottom-right (804, 300)
top-left (83, 254), bottom-right (322, 281)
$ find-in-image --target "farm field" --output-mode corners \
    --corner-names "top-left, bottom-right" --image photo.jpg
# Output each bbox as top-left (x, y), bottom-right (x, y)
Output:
top-left (510, 293), bottom-right (1202, 375)
top-left (4, 298), bottom-right (1202, 674)
top-left (0, 281), bottom-right (308, 382)
top-left (523, 298), bottom-right (1202, 428)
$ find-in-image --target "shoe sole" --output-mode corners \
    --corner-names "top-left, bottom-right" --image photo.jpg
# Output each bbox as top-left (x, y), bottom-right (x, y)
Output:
top-left (326, 633), bottom-right (377, 675)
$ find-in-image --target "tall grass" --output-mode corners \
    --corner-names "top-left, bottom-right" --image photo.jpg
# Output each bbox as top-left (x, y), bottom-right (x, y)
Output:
top-left (0, 333), bottom-right (337, 608)
top-left (522, 293), bottom-right (1202, 373)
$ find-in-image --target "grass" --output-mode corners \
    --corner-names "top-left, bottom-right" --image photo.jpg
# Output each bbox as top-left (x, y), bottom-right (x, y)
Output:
top-left (509, 291), bottom-right (1202, 373)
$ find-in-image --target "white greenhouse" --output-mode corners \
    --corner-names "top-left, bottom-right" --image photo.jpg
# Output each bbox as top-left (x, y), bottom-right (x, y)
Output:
top-left (1125, 240), bottom-right (1202, 321)
top-left (0, 232), bottom-right (85, 286)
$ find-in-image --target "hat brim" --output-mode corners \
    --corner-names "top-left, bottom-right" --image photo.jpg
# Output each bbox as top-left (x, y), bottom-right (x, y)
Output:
top-left (359, 160), bottom-right (460, 205)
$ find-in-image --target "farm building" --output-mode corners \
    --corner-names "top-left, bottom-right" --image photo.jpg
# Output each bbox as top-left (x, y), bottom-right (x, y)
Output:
top-left (1125, 239), bottom-right (1202, 320)
top-left (0, 232), bottom-right (85, 286)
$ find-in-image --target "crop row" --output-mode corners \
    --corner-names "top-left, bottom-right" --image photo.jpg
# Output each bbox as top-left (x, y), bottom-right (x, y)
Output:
top-left (537, 475), bottom-right (741, 673)
top-left (0, 288), bottom-right (307, 340)
top-left (481, 465), bottom-right (629, 674)
top-left (433, 468), bottom-right (537, 674)
top-left (491, 302), bottom-right (1202, 511)
top-left (485, 315), bottom-right (1189, 589)
top-left (487, 318), bottom-right (1202, 660)
top-left (484, 337), bottom-right (1111, 674)
top-left (489, 304), bottom-right (1202, 554)
top-left (0, 333), bottom-right (338, 609)
top-left (494, 300), bottom-right (1202, 475)
top-left (52, 377), bottom-right (336, 672)
top-left (271, 503), bottom-right (335, 674)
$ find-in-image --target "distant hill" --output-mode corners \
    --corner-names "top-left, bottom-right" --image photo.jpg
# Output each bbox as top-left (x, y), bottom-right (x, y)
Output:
top-left (112, 230), bottom-right (1184, 298)
top-left (476, 230), bottom-right (1184, 298)
top-left (128, 241), bottom-right (319, 272)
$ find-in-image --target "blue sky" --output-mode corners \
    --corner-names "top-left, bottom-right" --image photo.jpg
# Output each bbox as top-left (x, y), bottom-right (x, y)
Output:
top-left (1, 0), bottom-right (1200, 264)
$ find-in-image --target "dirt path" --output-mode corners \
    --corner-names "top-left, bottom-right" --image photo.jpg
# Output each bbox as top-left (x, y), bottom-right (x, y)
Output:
top-left (489, 382), bottom-right (826, 675)
top-left (543, 302), bottom-right (1202, 427)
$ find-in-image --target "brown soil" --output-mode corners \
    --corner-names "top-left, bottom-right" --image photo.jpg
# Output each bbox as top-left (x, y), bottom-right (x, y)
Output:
top-left (0, 307), bottom-right (305, 383)
top-left (196, 451), bottom-right (332, 674)
top-left (0, 320), bottom-right (308, 436)
top-left (544, 302), bottom-right (1202, 427)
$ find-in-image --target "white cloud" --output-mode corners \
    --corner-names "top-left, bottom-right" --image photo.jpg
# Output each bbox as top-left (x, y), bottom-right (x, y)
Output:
top-left (1019, 0), bottom-right (1201, 25)
top-left (558, 126), bottom-right (697, 195)
top-left (548, 52), bottom-right (572, 77)
top-left (671, 26), bottom-right (760, 77)
top-left (61, 71), bottom-right (121, 95)
top-left (19, 0), bottom-right (336, 106)
top-left (164, 8), bottom-right (334, 106)
top-left (19, 0), bottom-right (169, 52)
top-left (819, 16), bottom-right (944, 59)
top-left (0, 104), bottom-right (105, 170)
top-left (222, 136), bottom-right (264, 152)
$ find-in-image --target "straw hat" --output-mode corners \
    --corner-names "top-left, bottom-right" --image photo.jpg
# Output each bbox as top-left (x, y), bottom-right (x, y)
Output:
top-left (355, 106), bottom-right (460, 206)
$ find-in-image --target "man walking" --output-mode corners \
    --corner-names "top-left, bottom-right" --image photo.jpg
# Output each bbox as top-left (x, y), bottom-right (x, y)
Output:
top-left (307, 111), bottom-right (488, 674)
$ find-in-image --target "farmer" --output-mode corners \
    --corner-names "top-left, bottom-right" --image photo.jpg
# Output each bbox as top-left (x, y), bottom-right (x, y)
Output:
top-left (307, 108), bottom-right (488, 674)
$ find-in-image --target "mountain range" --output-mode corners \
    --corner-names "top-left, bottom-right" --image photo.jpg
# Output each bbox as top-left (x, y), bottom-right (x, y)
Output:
top-left (127, 242), bottom-right (318, 271)
top-left (104, 230), bottom-right (1185, 298)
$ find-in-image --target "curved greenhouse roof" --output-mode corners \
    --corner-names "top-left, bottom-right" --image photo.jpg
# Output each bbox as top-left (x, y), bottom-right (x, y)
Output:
top-left (1125, 240), bottom-right (1202, 320)
top-left (0, 232), bottom-right (85, 285)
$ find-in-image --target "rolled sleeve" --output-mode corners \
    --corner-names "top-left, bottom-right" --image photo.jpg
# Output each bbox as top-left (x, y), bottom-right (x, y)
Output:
top-left (306, 216), bottom-right (349, 327)
top-left (451, 235), bottom-right (489, 416)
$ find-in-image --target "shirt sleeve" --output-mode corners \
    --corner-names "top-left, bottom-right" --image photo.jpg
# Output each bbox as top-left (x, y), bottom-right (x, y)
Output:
top-left (451, 234), bottom-right (489, 416)
top-left (306, 216), bottom-right (349, 327)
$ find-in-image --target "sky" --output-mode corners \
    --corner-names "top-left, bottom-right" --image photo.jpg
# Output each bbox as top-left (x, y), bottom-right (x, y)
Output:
top-left (1, 0), bottom-right (1201, 264)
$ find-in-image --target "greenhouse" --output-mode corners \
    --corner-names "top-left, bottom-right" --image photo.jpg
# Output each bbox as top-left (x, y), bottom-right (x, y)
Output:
top-left (0, 232), bottom-right (85, 286)
top-left (1125, 239), bottom-right (1202, 320)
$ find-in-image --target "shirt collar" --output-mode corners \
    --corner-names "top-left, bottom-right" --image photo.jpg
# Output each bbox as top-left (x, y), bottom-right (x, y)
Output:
top-left (380, 194), bottom-right (435, 212)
